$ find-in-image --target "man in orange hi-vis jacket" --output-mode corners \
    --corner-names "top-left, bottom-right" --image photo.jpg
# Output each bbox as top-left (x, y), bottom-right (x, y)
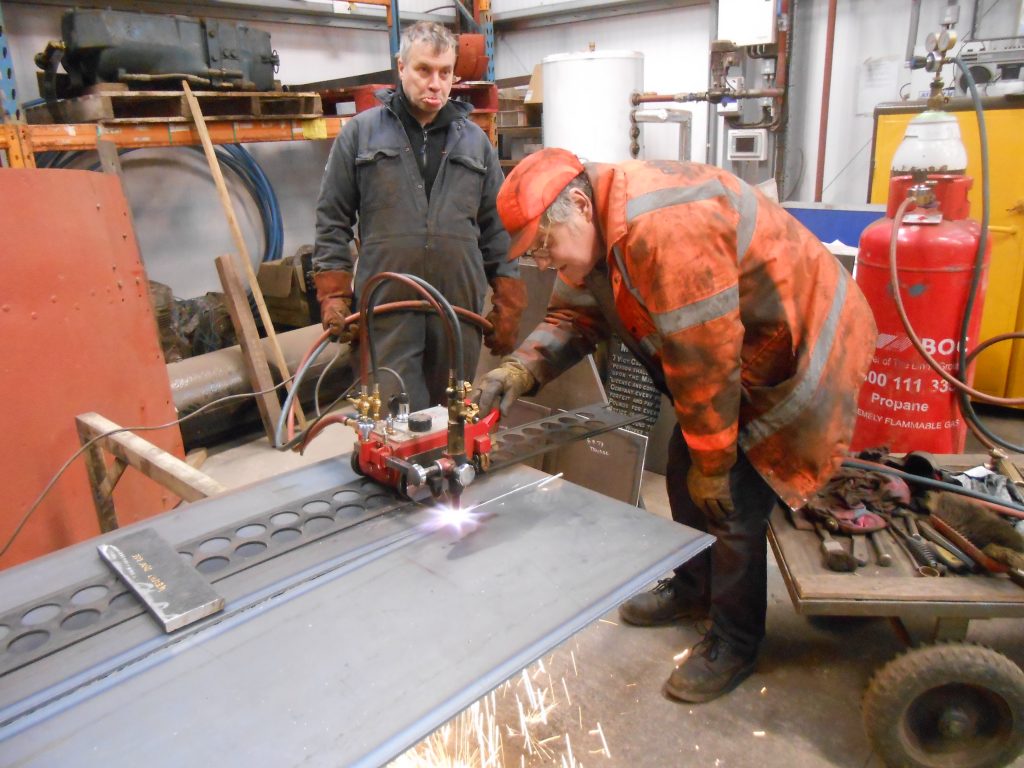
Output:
top-left (473, 148), bottom-right (876, 703)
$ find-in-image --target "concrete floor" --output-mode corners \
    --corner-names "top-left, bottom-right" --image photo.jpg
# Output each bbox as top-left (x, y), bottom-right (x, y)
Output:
top-left (198, 412), bottom-right (1024, 768)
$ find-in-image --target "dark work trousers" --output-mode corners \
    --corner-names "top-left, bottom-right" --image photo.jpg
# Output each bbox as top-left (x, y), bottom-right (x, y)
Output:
top-left (667, 427), bottom-right (779, 657)
top-left (368, 310), bottom-right (483, 411)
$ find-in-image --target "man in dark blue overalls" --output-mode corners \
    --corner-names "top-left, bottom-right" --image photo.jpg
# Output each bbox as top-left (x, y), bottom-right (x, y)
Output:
top-left (313, 21), bottom-right (524, 410)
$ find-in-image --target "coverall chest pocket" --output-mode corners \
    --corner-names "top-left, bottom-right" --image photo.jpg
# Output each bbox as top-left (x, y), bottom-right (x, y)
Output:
top-left (446, 153), bottom-right (486, 216)
top-left (355, 148), bottom-right (404, 212)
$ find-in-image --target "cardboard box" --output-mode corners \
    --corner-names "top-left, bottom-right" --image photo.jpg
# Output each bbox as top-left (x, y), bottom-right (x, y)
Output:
top-left (498, 126), bottom-right (542, 162)
top-left (523, 64), bottom-right (543, 105)
top-left (509, 138), bottom-right (544, 162)
top-left (498, 85), bottom-right (527, 112)
top-left (497, 109), bottom-right (528, 127)
top-left (524, 63), bottom-right (543, 126)
top-left (257, 257), bottom-right (314, 328)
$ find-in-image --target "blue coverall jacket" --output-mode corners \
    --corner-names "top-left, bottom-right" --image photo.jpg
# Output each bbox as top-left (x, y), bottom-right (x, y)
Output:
top-left (313, 89), bottom-right (513, 408)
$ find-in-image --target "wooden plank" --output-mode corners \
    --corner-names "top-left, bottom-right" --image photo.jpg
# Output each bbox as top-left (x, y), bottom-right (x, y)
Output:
top-left (183, 81), bottom-right (305, 429)
top-left (92, 113), bottom-right (323, 124)
top-left (26, 90), bottom-right (323, 125)
top-left (84, 83), bottom-right (129, 94)
top-left (256, 93), bottom-right (322, 117)
top-left (101, 460), bottom-right (128, 499)
top-left (56, 94), bottom-right (113, 124)
top-left (215, 254), bottom-right (283, 439)
top-left (96, 139), bottom-right (122, 176)
top-left (76, 413), bottom-right (226, 503)
top-left (185, 448), bottom-right (209, 470)
top-left (77, 420), bottom-right (120, 533)
top-left (794, 572), bottom-right (1024, 604)
top-left (188, 93), bottom-right (251, 119)
top-left (106, 93), bottom-right (186, 120)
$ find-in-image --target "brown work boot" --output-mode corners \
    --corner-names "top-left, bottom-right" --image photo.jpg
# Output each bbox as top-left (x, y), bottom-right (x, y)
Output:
top-left (618, 578), bottom-right (708, 626)
top-left (664, 632), bottom-right (757, 703)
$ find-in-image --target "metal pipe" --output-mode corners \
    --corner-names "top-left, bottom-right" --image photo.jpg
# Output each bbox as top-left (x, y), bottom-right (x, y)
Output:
top-left (775, 0), bottom-right (791, 97)
top-left (774, 0), bottom-right (794, 196)
top-left (389, 0), bottom-right (402, 73)
top-left (814, 0), bottom-right (838, 202)
top-left (169, 326), bottom-right (335, 408)
top-left (169, 325), bottom-right (352, 449)
top-left (632, 107), bottom-right (692, 160)
top-left (706, 0), bottom-right (720, 165)
top-left (632, 88), bottom-right (784, 105)
top-left (906, 0), bottom-right (922, 67)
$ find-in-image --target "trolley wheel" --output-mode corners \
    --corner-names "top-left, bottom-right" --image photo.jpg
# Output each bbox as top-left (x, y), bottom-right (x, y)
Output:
top-left (350, 450), bottom-right (365, 477)
top-left (862, 643), bottom-right (1024, 768)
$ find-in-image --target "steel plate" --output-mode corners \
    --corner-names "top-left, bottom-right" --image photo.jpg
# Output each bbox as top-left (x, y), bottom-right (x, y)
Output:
top-left (0, 405), bottom-right (642, 676)
top-left (0, 458), bottom-right (711, 767)
top-left (487, 403), bottom-right (643, 471)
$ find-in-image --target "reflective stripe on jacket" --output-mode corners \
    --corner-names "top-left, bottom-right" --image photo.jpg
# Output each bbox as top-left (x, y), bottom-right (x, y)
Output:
top-left (513, 160), bottom-right (876, 508)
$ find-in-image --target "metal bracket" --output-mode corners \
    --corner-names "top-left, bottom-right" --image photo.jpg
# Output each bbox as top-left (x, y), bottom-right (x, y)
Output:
top-left (901, 211), bottom-right (944, 225)
top-left (932, 616), bottom-right (970, 642)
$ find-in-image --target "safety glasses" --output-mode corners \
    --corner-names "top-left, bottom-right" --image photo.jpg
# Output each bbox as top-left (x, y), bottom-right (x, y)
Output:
top-left (525, 219), bottom-right (552, 266)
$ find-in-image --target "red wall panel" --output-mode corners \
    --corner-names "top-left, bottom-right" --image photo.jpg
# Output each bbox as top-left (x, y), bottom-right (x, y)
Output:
top-left (1, 169), bottom-right (184, 569)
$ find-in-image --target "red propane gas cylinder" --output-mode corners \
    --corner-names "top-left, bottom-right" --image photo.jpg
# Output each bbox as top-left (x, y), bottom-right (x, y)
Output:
top-left (851, 174), bottom-right (990, 453)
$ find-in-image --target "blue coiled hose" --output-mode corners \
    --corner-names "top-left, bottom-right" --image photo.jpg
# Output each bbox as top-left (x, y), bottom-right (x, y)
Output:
top-left (38, 144), bottom-right (283, 263)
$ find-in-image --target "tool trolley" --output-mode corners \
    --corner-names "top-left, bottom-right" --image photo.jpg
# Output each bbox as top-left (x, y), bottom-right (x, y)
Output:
top-left (767, 459), bottom-right (1024, 768)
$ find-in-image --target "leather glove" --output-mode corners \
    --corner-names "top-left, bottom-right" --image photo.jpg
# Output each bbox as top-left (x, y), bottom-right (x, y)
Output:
top-left (686, 465), bottom-right (735, 520)
top-left (484, 276), bottom-right (528, 357)
top-left (313, 270), bottom-right (356, 341)
top-left (471, 358), bottom-right (535, 417)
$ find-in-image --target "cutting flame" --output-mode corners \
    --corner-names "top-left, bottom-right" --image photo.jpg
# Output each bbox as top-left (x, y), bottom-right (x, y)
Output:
top-left (424, 504), bottom-right (484, 535)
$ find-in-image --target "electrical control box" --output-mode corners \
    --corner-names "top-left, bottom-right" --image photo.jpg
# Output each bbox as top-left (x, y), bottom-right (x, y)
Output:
top-left (718, 0), bottom-right (777, 46)
top-left (727, 128), bottom-right (768, 161)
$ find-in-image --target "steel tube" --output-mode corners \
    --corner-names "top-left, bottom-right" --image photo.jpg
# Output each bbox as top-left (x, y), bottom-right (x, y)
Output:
top-left (906, 0), bottom-right (922, 67)
top-left (814, 0), bottom-right (838, 201)
top-left (632, 88), bottom-right (784, 104)
top-left (774, 0), bottom-right (793, 195)
top-left (168, 325), bottom-right (351, 448)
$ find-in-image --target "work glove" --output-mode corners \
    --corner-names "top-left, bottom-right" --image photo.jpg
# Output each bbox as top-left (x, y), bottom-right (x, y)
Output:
top-left (686, 466), bottom-right (735, 521)
top-left (484, 276), bottom-right (528, 357)
top-left (472, 357), bottom-right (535, 417)
top-left (313, 270), bottom-right (357, 342)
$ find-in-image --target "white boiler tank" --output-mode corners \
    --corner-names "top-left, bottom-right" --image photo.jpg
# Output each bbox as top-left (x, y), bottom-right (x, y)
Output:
top-left (542, 50), bottom-right (644, 162)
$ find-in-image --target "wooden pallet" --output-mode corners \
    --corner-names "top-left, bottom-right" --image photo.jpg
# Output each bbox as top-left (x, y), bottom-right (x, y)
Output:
top-left (317, 82), bottom-right (497, 145)
top-left (319, 81), bottom-right (497, 116)
top-left (26, 89), bottom-right (322, 125)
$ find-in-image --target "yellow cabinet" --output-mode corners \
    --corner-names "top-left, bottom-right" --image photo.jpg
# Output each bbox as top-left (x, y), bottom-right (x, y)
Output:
top-left (870, 98), bottom-right (1024, 399)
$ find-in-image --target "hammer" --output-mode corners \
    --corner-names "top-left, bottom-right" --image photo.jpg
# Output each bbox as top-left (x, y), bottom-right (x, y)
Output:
top-left (815, 523), bottom-right (857, 572)
top-left (868, 531), bottom-right (893, 567)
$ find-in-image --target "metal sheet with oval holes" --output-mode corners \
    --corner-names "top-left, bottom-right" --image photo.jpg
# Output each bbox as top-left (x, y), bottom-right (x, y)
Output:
top-left (0, 406), bottom-right (641, 677)
top-left (0, 462), bottom-right (710, 768)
